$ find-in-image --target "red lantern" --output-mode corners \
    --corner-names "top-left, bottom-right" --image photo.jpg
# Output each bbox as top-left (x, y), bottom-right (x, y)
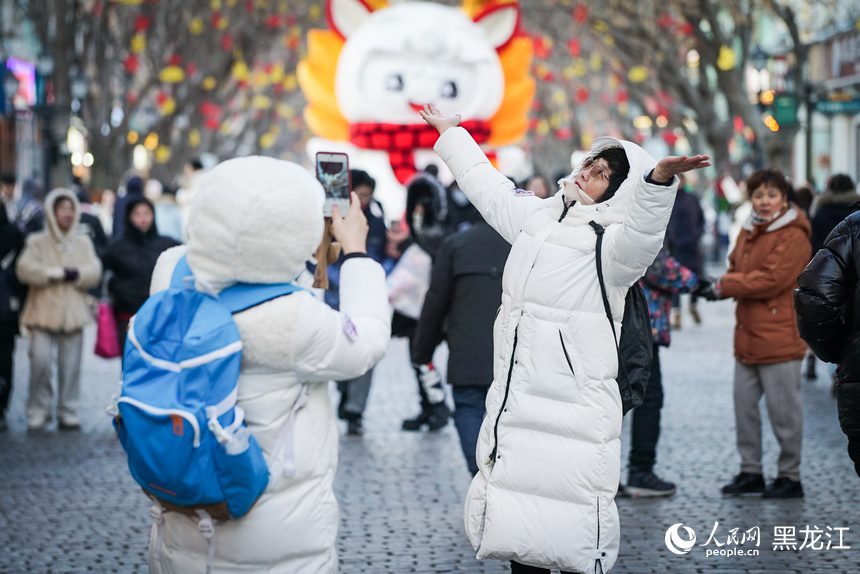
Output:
top-left (221, 34), bottom-right (234, 52)
top-left (186, 62), bottom-right (197, 78)
top-left (573, 3), bottom-right (588, 23)
top-left (156, 91), bottom-right (169, 106)
top-left (265, 15), bottom-right (282, 29)
top-left (123, 54), bottom-right (139, 74)
top-left (134, 15), bottom-right (150, 33)
top-left (204, 117), bottom-right (220, 131)
top-left (661, 131), bottom-right (679, 146)
top-left (168, 54), bottom-right (182, 66)
top-left (534, 35), bottom-right (551, 59)
top-left (616, 90), bottom-right (629, 104)
top-left (567, 39), bottom-right (580, 57)
top-left (575, 87), bottom-right (589, 104)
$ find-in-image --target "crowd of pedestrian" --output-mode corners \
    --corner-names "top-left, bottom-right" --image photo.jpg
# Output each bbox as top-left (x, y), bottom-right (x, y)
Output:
top-left (0, 125), bottom-right (858, 573)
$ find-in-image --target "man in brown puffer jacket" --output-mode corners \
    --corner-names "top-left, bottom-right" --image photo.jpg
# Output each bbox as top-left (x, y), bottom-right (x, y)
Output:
top-left (16, 188), bottom-right (101, 430)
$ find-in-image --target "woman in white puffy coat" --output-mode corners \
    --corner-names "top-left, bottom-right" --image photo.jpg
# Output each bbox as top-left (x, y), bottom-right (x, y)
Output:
top-left (421, 105), bottom-right (709, 573)
top-left (147, 156), bottom-right (391, 573)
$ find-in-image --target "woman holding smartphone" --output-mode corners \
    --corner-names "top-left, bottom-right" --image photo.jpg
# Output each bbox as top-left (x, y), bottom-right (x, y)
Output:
top-left (420, 104), bottom-right (709, 573)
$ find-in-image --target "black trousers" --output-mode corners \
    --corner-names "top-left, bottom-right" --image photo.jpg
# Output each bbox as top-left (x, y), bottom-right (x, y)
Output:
top-left (0, 323), bottom-right (16, 413)
top-left (629, 344), bottom-right (663, 472)
top-left (510, 561), bottom-right (575, 573)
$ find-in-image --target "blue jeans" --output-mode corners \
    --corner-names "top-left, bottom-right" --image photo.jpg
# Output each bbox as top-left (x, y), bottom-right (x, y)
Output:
top-left (452, 386), bottom-right (489, 475)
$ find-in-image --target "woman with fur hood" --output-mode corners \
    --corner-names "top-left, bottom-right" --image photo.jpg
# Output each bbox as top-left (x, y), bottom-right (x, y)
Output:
top-left (146, 157), bottom-right (390, 574)
top-left (811, 174), bottom-right (858, 252)
top-left (16, 188), bottom-right (102, 430)
top-left (419, 104), bottom-right (709, 573)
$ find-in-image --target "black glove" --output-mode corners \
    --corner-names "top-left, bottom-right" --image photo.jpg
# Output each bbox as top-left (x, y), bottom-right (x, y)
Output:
top-left (63, 268), bottom-right (80, 283)
top-left (693, 278), bottom-right (720, 302)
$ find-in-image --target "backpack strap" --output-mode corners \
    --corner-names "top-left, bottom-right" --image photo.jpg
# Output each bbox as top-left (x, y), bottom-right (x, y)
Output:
top-left (171, 256), bottom-right (304, 313)
top-left (170, 255), bottom-right (194, 289)
top-left (218, 282), bottom-right (305, 314)
top-left (588, 221), bottom-right (628, 380)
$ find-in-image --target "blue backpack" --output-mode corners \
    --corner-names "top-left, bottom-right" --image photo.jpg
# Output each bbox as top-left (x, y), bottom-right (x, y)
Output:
top-left (112, 256), bottom-right (303, 520)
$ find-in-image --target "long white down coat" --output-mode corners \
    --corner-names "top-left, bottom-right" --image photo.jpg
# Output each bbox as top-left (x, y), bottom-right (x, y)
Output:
top-left (146, 157), bottom-right (391, 573)
top-left (436, 128), bottom-right (677, 573)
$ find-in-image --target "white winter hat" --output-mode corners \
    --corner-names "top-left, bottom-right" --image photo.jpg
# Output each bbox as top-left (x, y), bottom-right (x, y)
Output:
top-left (186, 156), bottom-right (324, 291)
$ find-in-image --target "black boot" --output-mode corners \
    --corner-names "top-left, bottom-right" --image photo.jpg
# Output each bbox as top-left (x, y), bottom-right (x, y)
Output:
top-left (402, 410), bottom-right (430, 431)
top-left (426, 402), bottom-right (450, 431)
top-left (721, 472), bottom-right (765, 496)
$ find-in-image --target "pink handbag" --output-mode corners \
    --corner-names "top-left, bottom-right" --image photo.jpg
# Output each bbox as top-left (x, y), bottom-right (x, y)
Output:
top-left (94, 301), bottom-right (122, 359)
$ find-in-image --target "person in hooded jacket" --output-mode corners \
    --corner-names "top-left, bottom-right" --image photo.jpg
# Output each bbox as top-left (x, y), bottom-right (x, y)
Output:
top-left (15, 189), bottom-right (102, 430)
top-left (388, 170), bottom-right (457, 431)
top-left (811, 174), bottom-right (858, 253)
top-left (698, 169), bottom-right (812, 499)
top-left (112, 175), bottom-right (145, 241)
top-left (103, 197), bottom-right (179, 352)
top-left (145, 156), bottom-right (390, 574)
top-left (419, 104), bottom-right (709, 574)
top-left (795, 209), bottom-right (860, 478)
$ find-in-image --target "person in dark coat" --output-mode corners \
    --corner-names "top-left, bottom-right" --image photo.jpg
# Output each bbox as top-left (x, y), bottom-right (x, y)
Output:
top-left (393, 170), bottom-right (460, 432)
top-left (666, 176), bottom-right (705, 326)
top-left (411, 209), bottom-right (511, 474)
top-left (111, 175), bottom-right (145, 241)
top-left (0, 207), bottom-right (23, 430)
top-left (103, 197), bottom-right (179, 351)
top-left (795, 209), bottom-right (860, 478)
top-left (811, 174), bottom-right (858, 253)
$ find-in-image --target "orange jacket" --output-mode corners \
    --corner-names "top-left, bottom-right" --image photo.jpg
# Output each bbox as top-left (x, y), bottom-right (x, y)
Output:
top-left (721, 207), bottom-right (812, 365)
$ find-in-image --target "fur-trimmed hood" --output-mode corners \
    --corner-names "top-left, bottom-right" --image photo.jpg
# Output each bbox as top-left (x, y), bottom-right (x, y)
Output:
top-left (185, 156), bottom-right (324, 292)
top-left (43, 187), bottom-right (81, 242)
top-left (815, 190), bottom-right (860, 208)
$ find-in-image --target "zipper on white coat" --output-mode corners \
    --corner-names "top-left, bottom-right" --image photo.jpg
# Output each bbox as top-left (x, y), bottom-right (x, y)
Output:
top-left (559, 330), bottom-right (575, 377)
top-left (489, 326), bottom-right (519, 463)
top-left (558, 200), bottom-right (572, 222)
top-left (117, 397), bottom-right (202, 448)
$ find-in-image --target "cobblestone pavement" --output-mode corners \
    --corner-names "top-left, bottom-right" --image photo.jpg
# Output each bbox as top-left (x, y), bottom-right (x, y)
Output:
top-left (1, 299), bottom-right (859, 573)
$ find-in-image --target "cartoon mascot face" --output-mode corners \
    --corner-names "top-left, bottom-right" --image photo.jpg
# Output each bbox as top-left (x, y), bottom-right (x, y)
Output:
top-left (299, 0), bottom-right (534, 218)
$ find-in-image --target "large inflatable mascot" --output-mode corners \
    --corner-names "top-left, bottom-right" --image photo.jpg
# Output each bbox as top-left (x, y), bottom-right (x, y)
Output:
top-left (298, 0), bottom-right (535, 218)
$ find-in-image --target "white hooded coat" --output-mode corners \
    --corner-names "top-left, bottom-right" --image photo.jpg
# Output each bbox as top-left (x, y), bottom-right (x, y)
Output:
top-left (435, 128), bottom-right (677, 573)
top-left (146, 157), bottom-right (391, 573)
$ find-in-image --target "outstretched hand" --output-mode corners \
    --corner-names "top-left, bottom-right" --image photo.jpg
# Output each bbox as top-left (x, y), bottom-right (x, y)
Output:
top-left (652, 154), bottom-right (711, 183)
top-left (330, 192), bottom-right (368, 255)
top-left (418, 103), bottom-right (461, 135)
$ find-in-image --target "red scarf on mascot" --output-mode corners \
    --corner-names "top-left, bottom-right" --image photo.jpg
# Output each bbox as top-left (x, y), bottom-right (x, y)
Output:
top-left (349, 121), bottom-right (492, 184)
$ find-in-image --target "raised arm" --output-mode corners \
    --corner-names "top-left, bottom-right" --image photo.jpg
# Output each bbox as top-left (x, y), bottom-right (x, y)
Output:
top-left (603, 155), bottom-right (710, 287)
top-left (422, 105), bottom-right (542, 244)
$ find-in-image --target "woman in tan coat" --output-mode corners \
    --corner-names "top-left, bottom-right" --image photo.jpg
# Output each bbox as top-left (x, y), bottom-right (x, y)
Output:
top-left (701, 169), bottom-right (811, 498)
top-left (16, 188), bottom-right (101, 430)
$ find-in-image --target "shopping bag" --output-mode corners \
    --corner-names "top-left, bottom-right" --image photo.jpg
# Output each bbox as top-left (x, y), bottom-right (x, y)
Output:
top-left (94, 301), bottom-right (121, 358)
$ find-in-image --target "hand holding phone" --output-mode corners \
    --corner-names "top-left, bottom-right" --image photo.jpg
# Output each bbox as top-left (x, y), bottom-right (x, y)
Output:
top-left (330, 192), bottom-right (368, 256)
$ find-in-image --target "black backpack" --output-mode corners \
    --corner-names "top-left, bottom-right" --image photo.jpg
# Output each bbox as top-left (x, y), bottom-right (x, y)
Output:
top-left (588, 221), bottom-right (653, 415)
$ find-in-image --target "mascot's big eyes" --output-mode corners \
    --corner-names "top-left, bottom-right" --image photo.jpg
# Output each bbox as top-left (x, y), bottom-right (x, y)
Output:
top-left (440, 80), bottom-right (458, 99)
top-left (386, 73), bottom-right (405, 92)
